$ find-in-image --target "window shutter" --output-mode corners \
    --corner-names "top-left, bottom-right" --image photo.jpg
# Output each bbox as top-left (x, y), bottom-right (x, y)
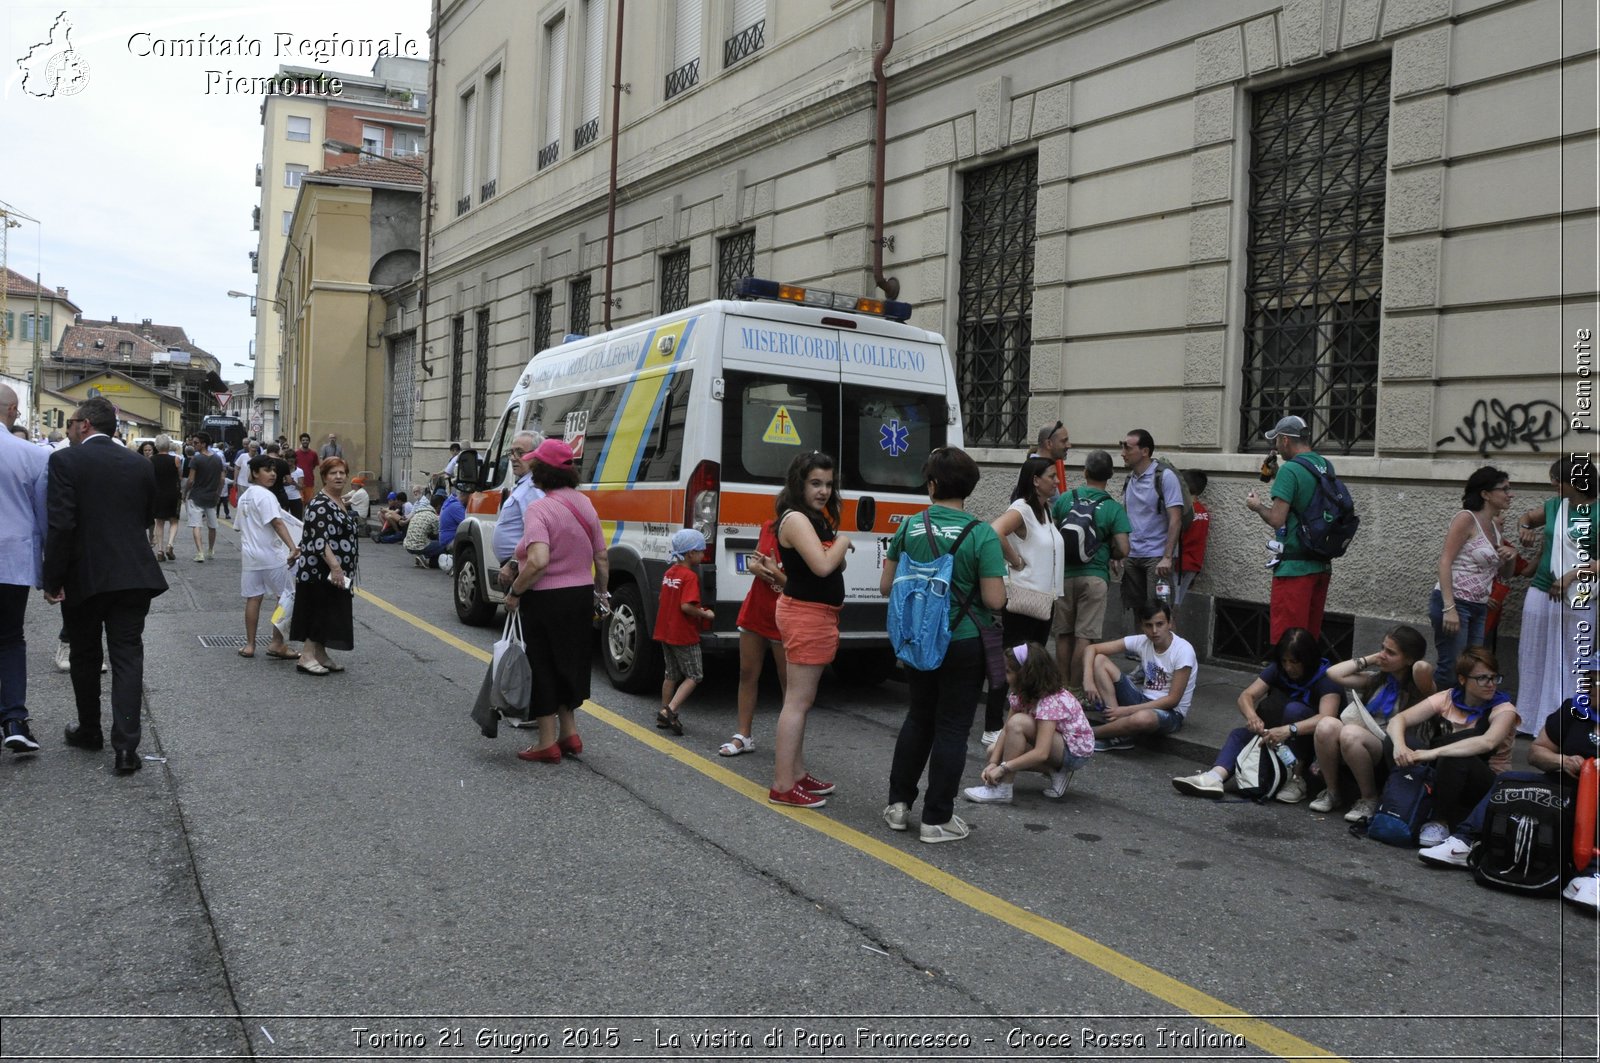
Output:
top-left (460, 90), bottom-right (477, 195)
top-left (545, 16), bottom-right (567, 143)
top-left (581, 0), bottom-right (604, 125)
top-left (673, 0), bottom-right (701, 69)
top-left (484, 69), bottom-right (502, 180)
top-left (732, 0), bottom-right (762, 32)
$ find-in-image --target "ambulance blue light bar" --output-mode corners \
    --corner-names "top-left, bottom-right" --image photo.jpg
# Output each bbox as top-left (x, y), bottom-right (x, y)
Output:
top-left (736, 277), bottom-right (912, 323)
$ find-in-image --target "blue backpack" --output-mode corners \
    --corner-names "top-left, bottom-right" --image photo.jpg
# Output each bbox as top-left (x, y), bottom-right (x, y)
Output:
top-left (1288, 455), bottom-right (1359, 560)
top-left (1366, 765), bottom-right (1435, 846)
top-left (887, 512), bottom-right (980, 672)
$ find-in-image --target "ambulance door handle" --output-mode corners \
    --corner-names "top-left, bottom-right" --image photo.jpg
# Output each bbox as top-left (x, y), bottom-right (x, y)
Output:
top-left (856, 495), bottom-right (876, 532)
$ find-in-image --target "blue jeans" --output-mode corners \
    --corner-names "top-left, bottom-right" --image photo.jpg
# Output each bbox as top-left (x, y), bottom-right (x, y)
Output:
top-left (1215, 698), bottom-right (1317, 771)
top-left (1429, 588), bottom-right (1487, 692)
top-left (890, 637), bottom-right (985, 827)
top-left (1111, 674), bottom-right (1185, 734)
top-left (0, 584), bottom-right (29, 724)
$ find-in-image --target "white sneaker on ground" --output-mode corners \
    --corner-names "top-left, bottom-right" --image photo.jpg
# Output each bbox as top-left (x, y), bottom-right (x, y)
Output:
top-left (1275, 777), bottom-right (1307, 804)
top-left (1417, 820), bottom-right (1450, 848)
top-left (919, 814), bottom-right (971, 843)
top-left (1344, 797), bottom-right (1380, 823)
top-left (962, 783), bottom-right (1012, 804)
top-left (1561, 872), bottom-right (1599, 911)
top-left (882, 802), bottom-right (909, 832)
top-left (1308, 789), bottom-right (1339, 813)
top-left (979, 729), bottom-right (1001, 748)
top-left (1043, 766), bottom-right (1075, 799)
top-left (1172, 771), bottom-right (1223, 798)
top-left (1418, 835), bottom-right (1473, 869)
top-left (54, 641), bottom-right (70, 672)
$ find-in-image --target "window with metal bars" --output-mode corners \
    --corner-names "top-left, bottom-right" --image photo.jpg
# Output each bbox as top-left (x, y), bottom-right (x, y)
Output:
top-left (1241, 59), bottom-right (1389, 456)
top-left (956, 154), bottom-right (1036, 448)
top-left (717, 230), bottom-right (754, 300)
top-left (725, 0), bottom-right (764, 68)
top-left (449, 315), bottom-right (465, 440)
top-left (660, 249), bottom-right (690, 314)
top-left (472, 309), bottom-right (490, 440)
top-left (1212, 597), bottom-right (1354, 666)
top-left (534, 290), bottom-right (553, 353)
top-left (570, 277), bottom-right (591, 335)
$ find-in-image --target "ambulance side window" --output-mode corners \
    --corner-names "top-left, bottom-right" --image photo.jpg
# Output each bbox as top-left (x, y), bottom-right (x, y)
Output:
top-left (843, 387), bottom-right (947, 492)
top-left (635, 370), bottom-right (694, 483)
top-left (479, 405), bottom-right (520, 490)
top-left (531, 389), bottom-right (601, 476)
top-left (722, 372), bottom-right (839, 484)
top-left (580, 386), bottom-right (622, 483)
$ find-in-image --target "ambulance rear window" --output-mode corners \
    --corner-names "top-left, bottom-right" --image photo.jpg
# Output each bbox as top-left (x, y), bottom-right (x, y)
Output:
top-left (844, 386), bottom-right (947, 492)
top-left (723, 372), bottom-right (839, 484)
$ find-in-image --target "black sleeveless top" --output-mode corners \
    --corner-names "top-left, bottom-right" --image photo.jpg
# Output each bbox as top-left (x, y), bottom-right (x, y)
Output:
top-left (778, 510), bottom-right (845, 607)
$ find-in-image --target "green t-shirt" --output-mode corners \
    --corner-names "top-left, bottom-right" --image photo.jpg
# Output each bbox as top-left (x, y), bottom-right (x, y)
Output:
top-left (1270, 451), bottom-right (1333, 577)
top-left (887, 504), bottom-right (1008, 641)
top-left (1052, 487), bottom-right (1131, 582)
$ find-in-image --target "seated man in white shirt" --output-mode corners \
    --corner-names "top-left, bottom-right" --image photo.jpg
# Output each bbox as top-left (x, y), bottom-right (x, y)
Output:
top-left (1080, 599), bottom-right (1197, 751)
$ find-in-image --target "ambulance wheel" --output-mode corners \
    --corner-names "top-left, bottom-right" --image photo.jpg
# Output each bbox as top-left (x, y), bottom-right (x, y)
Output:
top-left (831, 648), bottom-right (897, 687)
top-left (453, 544), bottom-right (496, 627)
top-left (603, 582), bottom-right (661, 693)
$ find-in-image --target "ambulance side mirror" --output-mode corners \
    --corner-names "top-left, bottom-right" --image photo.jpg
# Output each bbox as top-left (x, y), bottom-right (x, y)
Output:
top-left (856, 495), bottom-right (876, 531)
top-left (455, 449), bottom-right (480, 489)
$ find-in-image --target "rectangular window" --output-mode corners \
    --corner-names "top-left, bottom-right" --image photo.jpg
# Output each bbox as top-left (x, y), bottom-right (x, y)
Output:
top-left (284, 164), bottom-right (308, 188)
top-left (1241, 59), bottom-right (1389, 456)
top-left (449, 314), bottom-right (466, 439)
top-left (285, 115), bottom-right (311, 142)
top-left (843, 385), bottom-right (948, 492)
top-left (722, 372), bottom-right (839, 484)
top-left (20, 313), bottom-right (49, 343)
top-left (472, 309), bottom-right (491, 440)
top-left (633, 371), bottom-right (695, 483)
top-left (725, 0), bottom-right (764, 68)
top-left (282, 211), bottom-right (292, 236)
top-left (666, 0), bottom-right (701, 99)
top-left (541, 15), bottom-right (567, 169)
top-left (576, 0), bottom-right (604, 150)
top-left (457, 90), bottom-right (477, 215)
top-left (392, 130), bottom-right (423, 157)
top-left (361, 124), bottom-right (385, 157)
top-left (956, 154), bottom-right (1036, 447)
top-left (569, 276), bottom-right (591, 334)
top-left (717, 229), bottom-right (755, 299)
top-left (482, 67), bottom-right (503, 201)
top-left (534, 290), bottom-right (553, 352)
top-left (660, 249), bottom-right (690, 314)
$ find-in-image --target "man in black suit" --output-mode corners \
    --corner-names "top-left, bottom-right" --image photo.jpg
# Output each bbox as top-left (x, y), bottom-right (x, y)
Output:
top-left (43, 397), bottom-right (169, 774)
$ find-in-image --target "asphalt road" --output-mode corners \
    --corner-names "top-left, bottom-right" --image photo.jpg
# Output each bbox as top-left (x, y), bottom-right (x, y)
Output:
top-left (1, 522), bottom-right (1594, 1062)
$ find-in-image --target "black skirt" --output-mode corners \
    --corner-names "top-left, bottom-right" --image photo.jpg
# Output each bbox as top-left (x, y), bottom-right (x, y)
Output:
top-left (520, 584), bottom-right (593, 718)
top-left (289, 577), bottom-right (354, 651)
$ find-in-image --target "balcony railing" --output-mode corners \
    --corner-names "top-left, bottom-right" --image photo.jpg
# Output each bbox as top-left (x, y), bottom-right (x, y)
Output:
top-left (574, 118), bottom-right (599, 151)
top-left (480, 178), bottom-right (497, 203)
top-left (664, 58), bottom-right (700, 100)
top-left (724, 20), bottom-right (765, 68)
top-left (537, 140), bottom-right (560, 170)
top-left (456, 194), bottom-right (471, 217)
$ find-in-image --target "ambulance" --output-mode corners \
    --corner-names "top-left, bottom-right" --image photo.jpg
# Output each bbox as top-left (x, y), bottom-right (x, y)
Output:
top-left (449, 278), bottom-right (963, 693)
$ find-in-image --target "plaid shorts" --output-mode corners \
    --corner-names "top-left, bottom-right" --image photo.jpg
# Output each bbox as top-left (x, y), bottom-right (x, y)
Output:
top-left (662, 642), bottom-right (703, 683)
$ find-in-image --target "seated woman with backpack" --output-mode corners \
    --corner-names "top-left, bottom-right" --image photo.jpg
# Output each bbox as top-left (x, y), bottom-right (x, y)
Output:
top-left (1312, 625), bottom-right (1435, 822)
top-left (1385, 646), bottom-right (1522, 849)
top-left (1172, 627), bottom-right (1341, 803)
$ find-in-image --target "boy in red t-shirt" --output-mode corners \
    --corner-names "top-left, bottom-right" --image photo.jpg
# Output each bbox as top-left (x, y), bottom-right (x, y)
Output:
top-left (1175, 469), bottom-right (1210, 606)
top-left (654, 528), bottom-right (714, 736)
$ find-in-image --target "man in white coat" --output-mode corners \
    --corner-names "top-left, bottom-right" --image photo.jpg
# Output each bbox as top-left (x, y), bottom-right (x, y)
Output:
top-left (0, 384), bottom-right (49, 754)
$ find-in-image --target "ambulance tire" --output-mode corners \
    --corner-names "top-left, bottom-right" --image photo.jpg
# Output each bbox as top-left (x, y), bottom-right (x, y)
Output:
top-left (831, 648), bottom-right (897, 687)
top-left (603, 581), bottom-right (662, 694)
top-left (453, 543), bottom-right (497, 627)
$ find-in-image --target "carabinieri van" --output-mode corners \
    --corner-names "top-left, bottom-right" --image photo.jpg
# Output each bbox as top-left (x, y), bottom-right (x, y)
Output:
top-left (449, 279), bottom-right (963, 693)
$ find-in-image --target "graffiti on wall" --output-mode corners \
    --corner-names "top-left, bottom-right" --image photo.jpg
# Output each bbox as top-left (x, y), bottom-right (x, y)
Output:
top-left (1435, 398), bottom-right (1567, 456)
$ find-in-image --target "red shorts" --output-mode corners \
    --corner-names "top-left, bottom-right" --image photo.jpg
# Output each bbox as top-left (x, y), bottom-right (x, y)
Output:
top-left (1270, 571), bottom-right (1331, 644)
top-left (774, 596), bottom-right (841, 666)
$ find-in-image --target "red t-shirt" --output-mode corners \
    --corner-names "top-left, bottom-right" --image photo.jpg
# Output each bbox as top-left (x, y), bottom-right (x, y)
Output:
top-left (1179, 498), bottom-right (1210, 573)
top-left (654, 563), bottom-right (708, 646)
top-left (294, 447), bottom-right (319, 478)
top-left (735, 522), bottom-right (783, 640)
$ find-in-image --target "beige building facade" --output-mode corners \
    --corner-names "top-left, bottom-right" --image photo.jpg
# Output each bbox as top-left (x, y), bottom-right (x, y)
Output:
top-left (421, 0), bottom-right (1598, 670)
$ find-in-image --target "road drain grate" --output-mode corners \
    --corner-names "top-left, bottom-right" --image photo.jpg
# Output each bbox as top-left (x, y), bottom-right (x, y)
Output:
top-left (197, 635), bottom-right (270, 649)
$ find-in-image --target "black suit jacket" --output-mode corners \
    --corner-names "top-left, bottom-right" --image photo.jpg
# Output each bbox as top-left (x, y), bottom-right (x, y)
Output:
top-left (43, 436), bottom-right (169, 604)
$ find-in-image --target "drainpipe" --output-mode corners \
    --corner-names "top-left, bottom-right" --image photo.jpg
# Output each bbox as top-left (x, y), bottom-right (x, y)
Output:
top-left (871, 0), bottom-right (899, 300)
top-left (603, 0), bottom-right (626, 330)
top-left (419, 0), bottom-right (440, 377)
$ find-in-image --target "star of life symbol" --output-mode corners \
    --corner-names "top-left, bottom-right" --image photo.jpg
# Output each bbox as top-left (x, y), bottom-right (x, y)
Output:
top-left (879, 418), bottom-right (909, 457)
top-left (18, 11), bottom-right (90, 98)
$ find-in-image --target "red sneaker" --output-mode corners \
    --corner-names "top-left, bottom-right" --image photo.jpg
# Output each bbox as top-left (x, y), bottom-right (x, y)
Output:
top-left (796, 773), bottom-right (835, 796)
top-left (768, 784), bottom-right (827, 809)
top-left (517, 743), bottom-right (562, 763)
top-left (558, 734), bottom-right (583, 756)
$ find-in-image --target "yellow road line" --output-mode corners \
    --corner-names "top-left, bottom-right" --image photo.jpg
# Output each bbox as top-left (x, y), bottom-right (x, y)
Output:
top-left (359, 586), bottom-right (1345, 1063)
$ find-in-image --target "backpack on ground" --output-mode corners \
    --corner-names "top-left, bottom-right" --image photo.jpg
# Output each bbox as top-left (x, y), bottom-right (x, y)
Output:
top-left (887, 512), bottom-right (980, 672)
top-left (1288, 454), bottom-right (1360, 560)
top-left (1468, 774), bottom-right (1575, 897)
top-left (1366, 765), bottom-right (1434, 846)
top-left (1057, 489), bottom-right (1108, 565)
top-left (1231, 735), bottom-right (1287, 802)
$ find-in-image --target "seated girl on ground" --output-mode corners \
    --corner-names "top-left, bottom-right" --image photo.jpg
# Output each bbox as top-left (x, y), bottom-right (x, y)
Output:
top-left (963, 642), bottom-right (1094, 805)
top-left (1172, 627), bottom-right (1342, 803)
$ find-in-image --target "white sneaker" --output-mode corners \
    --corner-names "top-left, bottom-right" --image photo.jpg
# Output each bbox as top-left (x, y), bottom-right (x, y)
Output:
top-left (1275, 776), bottom-right (1307, 804)
top-left (1308, 789), bottom-right (1339, 813)
top-left (1344, 797), bottom-right (1380, 823)
top-left (962, 783), bottom-right (1012, 804)
top-left (882, 802), bottom-right (909, 832)
top-left (1418, 835), bottom-right (1473, 869)
top-left (1561, 872), bottom-right (1599, 911)
top-left (979, 729), bottom-right (1001, 748)
top-left (54, 641), bottom-right (70, 672)
top-left (1043, 766), bottom-right (1075, 799)
top-left (1172, 771), bottom-right (1223, 798)
top-left (919, 814), bottom-right (971, 843)
top-left (1417, 820), bottom-right (1450, 848)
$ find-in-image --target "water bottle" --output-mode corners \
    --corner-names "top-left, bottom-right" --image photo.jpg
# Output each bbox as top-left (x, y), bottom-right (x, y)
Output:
top-left (1275, 743), bottom-right (1297, 768)
top-left (1155, 578), bottom-right (1171, 604)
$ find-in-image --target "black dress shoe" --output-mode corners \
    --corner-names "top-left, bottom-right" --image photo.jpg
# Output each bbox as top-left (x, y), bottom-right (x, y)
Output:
top-left (64, 724), bottom-right (105, 750)
top-left (114, 749), bottom-right (142, 774)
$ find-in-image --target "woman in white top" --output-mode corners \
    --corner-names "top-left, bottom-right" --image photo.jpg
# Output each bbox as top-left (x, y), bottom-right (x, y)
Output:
top-left (1428, 465), bottom-right (1518, 691)
top-left (1515, 456), bottom-right (1599, 735)
top-left (979, 457), bottom-right (1063, 745)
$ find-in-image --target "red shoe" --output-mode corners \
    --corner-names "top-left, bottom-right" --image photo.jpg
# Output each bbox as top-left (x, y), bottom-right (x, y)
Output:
top-left (768, 784), bottom-right (826, 809)
top-left (517, 743), bottom-right (562, 763)
top-left (796, 773), bottom-right (835, 796)
top-left (558, 734), bottom-right (583, 756)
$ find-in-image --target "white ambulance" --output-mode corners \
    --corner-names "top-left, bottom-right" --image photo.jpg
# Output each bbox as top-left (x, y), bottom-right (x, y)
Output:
top-left (450, 279), bottom-right (963, 693)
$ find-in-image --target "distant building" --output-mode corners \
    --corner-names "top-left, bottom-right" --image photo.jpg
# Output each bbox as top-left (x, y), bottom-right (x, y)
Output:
top-left (1, 268), bottom-right (81, 428)
top-left (50, 316), bottom-right (222, 437)
top-left (250, 57), bottom-right (429, 445)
